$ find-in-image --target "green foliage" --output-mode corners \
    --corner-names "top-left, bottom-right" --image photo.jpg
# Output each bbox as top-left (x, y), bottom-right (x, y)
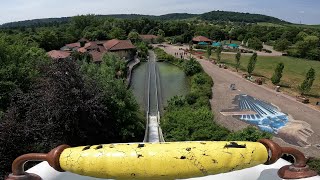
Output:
top-left (226, 126), bottom-right (272, 141)
top-left (110, 27), bottom-right (127, 40)
top-left (247, 52), bottom-right (258, 75)
top-left (307, 158), bottom-right (320, 174)
top-left (271, 63), bottom-right (285, 85)
top-left (206, 45), bottom-right (212, 59)
top-left (248, 37), bottom-right (263, 50)
top-left (201, 11), bottom-right (287, 23)
top-left (299, 68), bottom-right (316, 95)
top-left (128, 31), bottom-right (141, 43)
top-left (216, 46), bottom-right (222, 63)
top-left (184, 58), bottom-right (202, 76)
top-left (153, 47), bottom-right (184, 67)
top-left (274, 38), bottom-right (291, 51)
top-left (0, 35), bottom-right (49, 112)
top-left (162, 106), bottom-right (229, 141)
top-left (235, 52), bottom-right (241, 72)
top-left (0, 55), bottom-right (144, 177)
top-left (136, 42), bottom-right (149, 60)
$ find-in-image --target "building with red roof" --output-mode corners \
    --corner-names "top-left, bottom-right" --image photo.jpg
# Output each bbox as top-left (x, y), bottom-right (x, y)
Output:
top-left (103, 39), bottom-right (136, 60)
top-left (192, 36), bottom-right (213, 44)
top-left (55, 38), bottom-right (136, 62)
top-left (139, 34), bottom-right (159, 43)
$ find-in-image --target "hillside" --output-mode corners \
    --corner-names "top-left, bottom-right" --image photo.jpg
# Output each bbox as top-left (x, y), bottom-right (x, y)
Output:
top-left (0, 10), bottom-right (289, 28)
top-left (201, 11), bottom-right (288, 24)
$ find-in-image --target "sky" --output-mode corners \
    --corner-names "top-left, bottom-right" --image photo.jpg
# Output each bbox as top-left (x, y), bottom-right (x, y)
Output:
top-left (1, 0), bottom-right (320, 25)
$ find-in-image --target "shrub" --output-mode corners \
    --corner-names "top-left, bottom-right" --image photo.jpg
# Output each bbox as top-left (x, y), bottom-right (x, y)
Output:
top-left (248, 37), bottom-right (263, 51)
top-left (226, 126), bottom-right (272, 141)
top-left (184, 58), bottom-right (202, 76)
top-left (271, 63), bottom-right (285, 85)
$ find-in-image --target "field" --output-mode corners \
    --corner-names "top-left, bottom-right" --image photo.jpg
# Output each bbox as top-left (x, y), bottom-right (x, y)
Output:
top-left (219, 54), bottom-right (320, 98)
top-left (258, 22), bottom-right (320, 29)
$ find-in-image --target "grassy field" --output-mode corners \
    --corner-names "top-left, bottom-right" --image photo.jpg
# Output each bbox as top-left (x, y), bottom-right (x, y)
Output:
top-left (258, 22), bottom-right (320, 29)
top-left (219, 54), bottom-right (320, 97)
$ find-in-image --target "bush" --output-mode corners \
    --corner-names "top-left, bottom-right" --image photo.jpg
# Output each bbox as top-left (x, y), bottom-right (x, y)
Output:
top-left (162, 106), bottom-right (229, 141)
top-left (274, 38), bottom-right (291, 51)
top-left (226, 126), bottom-right (272, 141)
top-left (185, 92), bottom-right (199, 105)
top-left (184, 58), bottom-right (202, 76)
top-left (248, 37), bottom-right (263, 50)
top-left (307, 158), bottom-right (320, 174)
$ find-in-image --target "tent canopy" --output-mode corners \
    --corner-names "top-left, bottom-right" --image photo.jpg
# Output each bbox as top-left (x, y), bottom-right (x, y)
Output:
top-left (212, 42), bottom-right (222, 47)
top-left (228, 43), bottom-right (239, 48)
top-left (198, 42), bottom-right (209, 45)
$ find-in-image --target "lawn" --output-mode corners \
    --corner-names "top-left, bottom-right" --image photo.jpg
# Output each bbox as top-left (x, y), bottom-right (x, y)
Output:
top-left (219, 54), bottom-right (320, 97)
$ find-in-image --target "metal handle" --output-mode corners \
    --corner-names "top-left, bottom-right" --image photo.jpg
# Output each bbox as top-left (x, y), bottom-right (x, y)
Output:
top-left (6, 145), bottom-right (70, 180)
top-left (259, 139), bottom-right (317, 179)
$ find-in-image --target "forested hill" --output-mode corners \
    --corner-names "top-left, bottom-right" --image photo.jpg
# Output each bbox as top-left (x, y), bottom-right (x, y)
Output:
top-left (0, 10), bottom-right (288, 28)
top-left (200, 11), bottom-right (288, 24)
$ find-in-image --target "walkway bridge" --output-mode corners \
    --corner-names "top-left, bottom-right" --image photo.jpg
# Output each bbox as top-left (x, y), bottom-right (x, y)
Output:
top-left (143, 51), bottom-right (165, 143)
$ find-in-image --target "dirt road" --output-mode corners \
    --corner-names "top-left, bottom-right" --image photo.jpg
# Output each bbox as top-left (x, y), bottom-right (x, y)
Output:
top-left (160, 44), bottom-right (320, 157)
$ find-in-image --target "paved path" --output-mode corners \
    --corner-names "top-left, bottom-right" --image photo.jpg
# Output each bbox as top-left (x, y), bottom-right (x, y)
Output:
top-left (160, 44), bottom-right (320, 157)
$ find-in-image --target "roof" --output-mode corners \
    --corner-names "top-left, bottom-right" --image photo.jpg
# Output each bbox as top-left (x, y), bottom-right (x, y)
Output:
top-left (65, 42), bottom-right (81, 48)
top-left (47, 50), bottom-right (71, 59)
top-left (103, 39), bottom-right (136, 51)
top-left (139, 34), bottom-right (159, 40)
top-left (83, 42), bottom-right (99, 50)
top-left (77, 47), bottom-right (87, 53)
top-left (193, 36), bottom-right (212, 42)
top-left (89, 50), bottom-right (105, 62)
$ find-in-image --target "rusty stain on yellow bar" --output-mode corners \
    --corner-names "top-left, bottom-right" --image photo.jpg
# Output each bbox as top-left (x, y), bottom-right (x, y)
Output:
top-left (59, 141), bottom-right (268, 180)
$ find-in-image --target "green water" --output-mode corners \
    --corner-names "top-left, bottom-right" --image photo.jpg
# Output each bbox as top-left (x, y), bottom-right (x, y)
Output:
top-left (130, 61), bottom-right (189, 112)
top-left (158, 62), bottom-right (189, 106)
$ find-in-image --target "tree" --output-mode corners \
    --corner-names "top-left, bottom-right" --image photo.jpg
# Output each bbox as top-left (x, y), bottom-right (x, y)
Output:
top-left (184, 58), bottom-right (202, 76)
top-left (235, 52), bottom-right (241, 72)
top-left (247, 52), bottom-right (258, 75)
top-left (271, 63), bottom-right (285, 85)
top-left (248, 37), bottom-right (263, 50)
top-left (128, 31), bottom-right (141, 43)
top-left (216, 46), bottom-right (222, 63)
top-left (274, 38), bottom-right (291, 51)
top-left (110, 27), bottom-right (127, 40)
top-left (299, 68), bottom-right (316, 95)
top-left (207, 45), bottom-right (212, 59)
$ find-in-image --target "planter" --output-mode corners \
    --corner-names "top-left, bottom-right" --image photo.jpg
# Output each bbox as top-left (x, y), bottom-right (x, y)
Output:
top-left (296, 96), bottom-right (310, 104)
top-left (255, 78), bottom-right (263, 85)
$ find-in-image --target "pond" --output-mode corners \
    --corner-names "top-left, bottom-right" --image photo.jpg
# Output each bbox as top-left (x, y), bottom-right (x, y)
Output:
top-left (130, 61), bottom-right (189, 113)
